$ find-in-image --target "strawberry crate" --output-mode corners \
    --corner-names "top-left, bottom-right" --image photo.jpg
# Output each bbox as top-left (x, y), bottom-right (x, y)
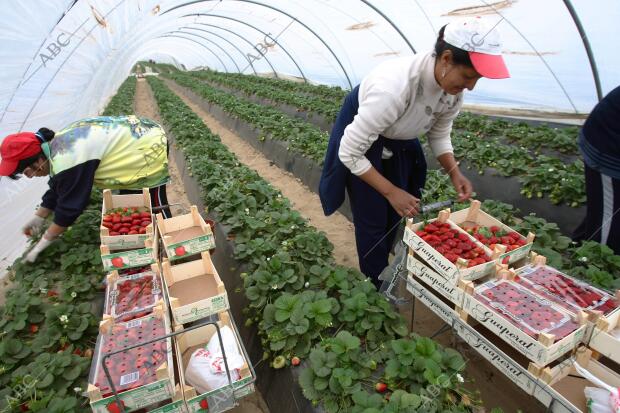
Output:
top-left (587, 303), bottom-right (620, 366)
top-left (460, 278), bottom-right (588, 365)
top-left (530, 347), bottom-right (620, 413)
top-left (406, 250), bottom-right (464, 307)
top-left (448, 200), bottom-right (535, 264)
top-left (157, 205), bottom-right (215, 261)
top-left (104, 265), bottom-right (164, 322)
top-left (100, 189), bottom-right (154, 250)
top-left (174, 311), bottom-right (255, 413)
top-left (100, 227), bottom-right (159, 272)
top-left (87, 308), bottom-right (175, 413)
top-left (403, 209), bottom-right (501, 283)
top-left (162, 252), bottom-right (229, 325)
top-left (511, 255), bottom-right (619, 318)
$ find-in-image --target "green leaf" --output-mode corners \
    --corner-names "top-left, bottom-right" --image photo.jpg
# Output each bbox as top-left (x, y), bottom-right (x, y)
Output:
top-left (36, 373), bottom-right (54, 389)
top-left (62, 365), bottom-right (82, 381)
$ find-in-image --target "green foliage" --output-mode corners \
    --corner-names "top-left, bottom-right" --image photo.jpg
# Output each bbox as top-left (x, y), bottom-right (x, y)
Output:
top-left (101, 77), bottom-right (136, 116)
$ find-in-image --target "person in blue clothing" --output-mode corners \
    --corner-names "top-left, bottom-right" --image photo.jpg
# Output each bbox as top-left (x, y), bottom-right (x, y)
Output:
top-left (319, 17), bottom-right (510, 287)
top-left (573, 86), bottom-right (620, 254)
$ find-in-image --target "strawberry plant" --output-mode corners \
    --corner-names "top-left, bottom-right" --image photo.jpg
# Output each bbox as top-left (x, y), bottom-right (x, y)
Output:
top-left (102, 77), bottom-right (136, 116)
top-left (261, 290), bottom-right (340, 359)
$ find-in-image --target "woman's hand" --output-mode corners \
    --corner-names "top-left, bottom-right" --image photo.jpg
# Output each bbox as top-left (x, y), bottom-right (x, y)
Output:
top-left (450, 171), bottom-right (473, 201)
top-left (386, 187), bottom-right (420, 217)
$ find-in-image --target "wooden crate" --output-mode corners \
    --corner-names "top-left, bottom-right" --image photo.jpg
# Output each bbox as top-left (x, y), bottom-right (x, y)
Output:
top-left (100, 189), bottom-right (154, 250)
top-left (87, 307), bottom-right (175, 413)
top-left (406, 250), bottom-right (464, 307)
top-left (530, 347), bottom-right (620, 412)
top-left (587, 302), bottom-right (620, 365)
top-left (174, 312), bottom-right (255, 412)
top-left (460, 278), bottom-right (589, 366)
top-left (162, 252), bottom-right (229, 325)
top-left (403, 210), bottom-right (502, 283)
top-left (448, 200), bottom-right (535, 264)
top-left (157, 206), bottom-right (215, 261)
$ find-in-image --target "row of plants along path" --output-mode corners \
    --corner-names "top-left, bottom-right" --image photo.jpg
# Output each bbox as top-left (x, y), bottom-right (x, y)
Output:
top-left (162, 70), bottom-right (618, 292)
top-left (0, 76), bottom-right (138, 412)
top-left (178, 65), bottom-right (579, 157)
top-left (147, 75), bottom-right (483, 412)
top-left (166, 68), bottom-right (585, 207)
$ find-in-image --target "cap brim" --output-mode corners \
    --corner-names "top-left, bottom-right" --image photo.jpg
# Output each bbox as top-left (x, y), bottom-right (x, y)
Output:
top-left (469, 52), bottom-right (510, 79)
top-left (0, 159), bottom-right (19, 176)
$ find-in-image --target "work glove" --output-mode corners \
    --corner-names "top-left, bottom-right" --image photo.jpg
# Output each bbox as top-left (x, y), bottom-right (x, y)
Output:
top-left (22, 215), bottom-right (45, 237)
top-left (24, 235), bottom-right (55, 263)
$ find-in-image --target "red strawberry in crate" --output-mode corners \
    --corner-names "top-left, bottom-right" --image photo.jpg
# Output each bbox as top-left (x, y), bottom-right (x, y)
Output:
top-left (106, 400), bottom-right (125, 413)
top-left (199, 398), bottom-right (209, 410)
top-left (175, 246), bottom-right (186, 256)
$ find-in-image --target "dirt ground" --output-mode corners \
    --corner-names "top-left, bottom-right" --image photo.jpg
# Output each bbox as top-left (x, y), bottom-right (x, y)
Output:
top-left (134, 78), bottom-right (270, 413)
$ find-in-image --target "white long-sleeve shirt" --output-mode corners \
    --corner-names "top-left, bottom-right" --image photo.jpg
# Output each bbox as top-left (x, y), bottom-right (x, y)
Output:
top-left (338, 51), bottom-right (463, 175)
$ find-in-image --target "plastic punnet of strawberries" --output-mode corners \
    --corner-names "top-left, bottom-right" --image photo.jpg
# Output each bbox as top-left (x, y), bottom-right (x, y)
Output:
top-left (112, 273), bottom-right (161, 322)
top-left (416, 222), bottom-right (491, 267)
top-left (514, 266), bottom-right (618, 316)
top-left (463, 225), bottom-right (526, 253)
top-left (94, 316), bottom-right (168, 396)
top-left (102, 207), bottom-right (152, 236)
top-left (475, 280), bottom-right (580, 341)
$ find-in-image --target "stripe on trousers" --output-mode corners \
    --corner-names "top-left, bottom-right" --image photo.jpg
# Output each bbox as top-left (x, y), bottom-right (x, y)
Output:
top-left (601, 174), bottom-right (614, 245)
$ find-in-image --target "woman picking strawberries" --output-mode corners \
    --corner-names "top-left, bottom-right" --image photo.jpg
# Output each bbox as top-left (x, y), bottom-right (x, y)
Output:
top-left (319, 17), bottom-right (510, 287)
top-left (0, 115), bottom-right (171, 262)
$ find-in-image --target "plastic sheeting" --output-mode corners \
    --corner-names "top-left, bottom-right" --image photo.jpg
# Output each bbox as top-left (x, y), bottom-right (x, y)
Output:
top-left (1, 0), bottom-right (619, 274)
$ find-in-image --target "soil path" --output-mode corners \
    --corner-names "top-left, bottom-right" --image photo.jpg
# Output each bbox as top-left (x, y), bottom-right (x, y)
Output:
top-left (163, 79), bottom-right (359, 270)
top-left (134, 78), bottom-right (269, 413)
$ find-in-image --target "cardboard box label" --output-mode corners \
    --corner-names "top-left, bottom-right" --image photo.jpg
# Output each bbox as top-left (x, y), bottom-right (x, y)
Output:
top-left (404, 227), bottom-right (459, 282)
top-left (453, 319), bottom-right (538, 394)
top-left (174, 294), bottom-right (229, 324)
top-left (407, 254), bottom-right (463, 305)
top-left (101, 248), bottom-right (155, 271)
top-left (90, 379), bottom-right (173, 412)
top-left (167, 234), bottom-right (215, 260)
top-left (149, 400), bottom-right (186, 413)
top-left (102, 234), bottom-right (150, 250)
top-left (405, 276), bottom-right (458, 325)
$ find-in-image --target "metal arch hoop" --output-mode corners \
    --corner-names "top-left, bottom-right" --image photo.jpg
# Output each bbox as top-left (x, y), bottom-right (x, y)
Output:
top-left (360, 0), bottom-right (416, 54)
top-left (562, 0), bottom-right (603, 102)
top-left (162, 0), bottom-right (352, 88)
top-left (168, 30), bottom-right (241, 72)
top-left (182, 25), bottom-right (277, 76)
top-left (188, 15), bottom-right (307, 82)
top-left (159, 34), bottom-right (229, 72)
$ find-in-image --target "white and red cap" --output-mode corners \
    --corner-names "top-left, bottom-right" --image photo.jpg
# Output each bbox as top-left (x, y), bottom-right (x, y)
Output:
top-left (444, 17), bottom-right (510, 79)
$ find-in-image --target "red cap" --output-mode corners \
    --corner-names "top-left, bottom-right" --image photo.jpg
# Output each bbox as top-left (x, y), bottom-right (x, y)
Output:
top-left (469, 51), bottom-right (510, 79)
top-left (0, 132), bottom-right (42, 176)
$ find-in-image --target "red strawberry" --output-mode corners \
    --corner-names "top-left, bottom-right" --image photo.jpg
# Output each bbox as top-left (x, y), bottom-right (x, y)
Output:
top-left (106, 400), bottom-right (125, 413)
top-left (291, 356), bottom-right (301, 366)
top-left (29, 324), bottom-right (38, 334)
top-left (175, 246), bottom-right (186, 256)
top-left (199, 398), bottom-right (209, 410)
top-left (375, 382), bottom-right (387, 393)
top-left (490, 226), bottom-right (500, 233)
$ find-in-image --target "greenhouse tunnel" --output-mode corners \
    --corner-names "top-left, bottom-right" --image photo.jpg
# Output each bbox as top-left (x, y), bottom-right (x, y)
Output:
top-left (1, 1), bottom-right (620, 411)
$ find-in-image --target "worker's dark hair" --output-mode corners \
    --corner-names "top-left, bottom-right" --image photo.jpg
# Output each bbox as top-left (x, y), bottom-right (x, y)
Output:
top-left (6, 128), bottom-right (55, 180)
top-left (434, 25), bottom-right (474, 68)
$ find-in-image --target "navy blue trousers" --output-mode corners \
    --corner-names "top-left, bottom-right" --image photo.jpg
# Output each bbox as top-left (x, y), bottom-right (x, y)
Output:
top-left (319, 86), bottom-right (427, 286)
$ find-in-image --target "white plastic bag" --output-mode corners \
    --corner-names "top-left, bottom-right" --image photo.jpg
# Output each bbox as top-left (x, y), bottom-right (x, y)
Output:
top-left (185, 326), bottom-right (245, 394)
top-left (574, 362), bottom-right (620, 413)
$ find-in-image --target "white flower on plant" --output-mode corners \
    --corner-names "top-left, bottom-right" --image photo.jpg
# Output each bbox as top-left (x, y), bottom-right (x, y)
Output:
top-left (266, 257), bottom-right (270, 261)
top-left (456, 373), bottom-right (464, 383)
top-left (304, 282), bottom-right (310, 288)
top-left (40, 288), bottom-right (48, 294)
top-left (73, 387), bottom-right (82, 393)
top-left (548, 168), bottom-right (555, 172)
top-left (277, 194), bottom-right (282, 198)
top-left (244, 208), bottom-right (250, 214)
top-left (281, 241), bottom-right (288, 246)
top-left (59, 315), bottom-right (69, 324)
top-left (71, 292), bottom-right (77, 298)
top-left (290, 225), bottom-right (297, 230)
top-left (579, 257), bottom-right (588, 263)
